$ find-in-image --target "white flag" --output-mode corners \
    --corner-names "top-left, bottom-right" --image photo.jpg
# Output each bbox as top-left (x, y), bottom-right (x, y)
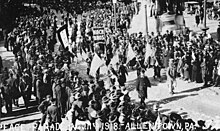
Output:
top-left (89, 53), bottom-right (105, 77)
top-left (110, 51), bottom-right (119, 67)
top-left (145, 43), bottom-right (153, 63)
top-left (126, 43), bottom-right (136, 63)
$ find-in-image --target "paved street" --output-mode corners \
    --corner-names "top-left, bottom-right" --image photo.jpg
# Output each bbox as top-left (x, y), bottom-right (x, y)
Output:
top-left (1, 1), bottom-right (220, 131)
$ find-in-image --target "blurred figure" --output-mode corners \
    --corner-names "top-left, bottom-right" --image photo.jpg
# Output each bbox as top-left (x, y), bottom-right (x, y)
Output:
top-left (167, 59), bottom-right (177, 95)
top-left (136, 69), bottom-right (151, 106)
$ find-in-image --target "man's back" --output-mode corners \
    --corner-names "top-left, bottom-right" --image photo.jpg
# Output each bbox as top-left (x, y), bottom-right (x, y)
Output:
top-left (47, 105), bottom-right (61, 123)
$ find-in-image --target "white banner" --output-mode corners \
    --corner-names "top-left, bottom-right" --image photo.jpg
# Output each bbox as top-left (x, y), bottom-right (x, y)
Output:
top-left (60, 29), bottom-right (69, 48)
top-left (126, 43), bottom-right (136, 63)
top-left (113, 0), bottom-right (117, 4)
top-left (89, 53), bottom-right (105, 77)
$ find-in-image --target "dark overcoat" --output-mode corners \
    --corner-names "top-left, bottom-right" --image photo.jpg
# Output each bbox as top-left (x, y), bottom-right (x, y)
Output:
top-left (136, 76), bottom-right (151, 99)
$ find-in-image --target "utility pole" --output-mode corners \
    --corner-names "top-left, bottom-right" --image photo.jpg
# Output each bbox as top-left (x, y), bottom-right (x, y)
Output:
top-left (201, 0), bottom-right (209, 35)
top-left (204, 0), bottom-right (207, 28)
top-left (113, 0), bottom-right (117, 30)
top-left (145, 4), bottom-right (148, 35)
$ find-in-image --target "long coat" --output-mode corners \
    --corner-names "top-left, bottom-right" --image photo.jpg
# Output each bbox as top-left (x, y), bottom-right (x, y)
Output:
top-left (36, 79), bottom-right (44, 101)
top-left (136, 76), bottom-right (151, 99)
top-left (46, 105), bottom-right (62, 124)
top-left (118, 65), bottom-right (128, 86)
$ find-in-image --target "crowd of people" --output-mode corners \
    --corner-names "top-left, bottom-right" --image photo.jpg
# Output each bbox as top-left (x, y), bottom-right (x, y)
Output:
top-left (0, 0), bottom-right (220, 131)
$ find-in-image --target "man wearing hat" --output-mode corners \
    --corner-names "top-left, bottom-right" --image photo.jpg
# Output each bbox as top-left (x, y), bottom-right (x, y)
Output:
top-left (46, 98), bottom-right (62, 127)
top-left (101, 96), bottom-right (110, 110)
top-left (81, 80), bottom-right (89, 107)
top-left (117, 62), bottom-right (128, 87)
top-left (136, 69), bottom-right (151, 106)
top-left (95, 111), bottom-right (108, 131)
top-left (53, 78), bottom-right (67, 117)
top-left (38, 95), bottom-right (52, 127)
top-left (167, 59), bottom-right (177, 95)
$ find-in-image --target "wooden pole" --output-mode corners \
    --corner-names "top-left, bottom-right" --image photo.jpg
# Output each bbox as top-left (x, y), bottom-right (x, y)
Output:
top-left (114, 3), bottom-right (117, 30)
top-left (145, 4), bottom-right (148, 35)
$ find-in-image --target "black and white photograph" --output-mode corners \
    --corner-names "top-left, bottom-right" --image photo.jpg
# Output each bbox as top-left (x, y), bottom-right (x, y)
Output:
top-left (0, 0), bottom-right (220, 131)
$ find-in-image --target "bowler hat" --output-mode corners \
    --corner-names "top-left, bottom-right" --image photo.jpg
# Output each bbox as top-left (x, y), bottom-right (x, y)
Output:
top-left (170, 112), bottom-right (182, 122)
top-left (75, 93), bottom-right (81, 100)
top-left (109, 114), bottom-right (118, 123)
top-left (198, 120), bottom-right (206, 127)
top-left (102, 96), bottom-right (109, 103)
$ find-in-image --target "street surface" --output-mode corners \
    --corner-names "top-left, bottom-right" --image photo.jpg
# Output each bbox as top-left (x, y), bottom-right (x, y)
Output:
top-left (1, 1), bottom-right (220, 130)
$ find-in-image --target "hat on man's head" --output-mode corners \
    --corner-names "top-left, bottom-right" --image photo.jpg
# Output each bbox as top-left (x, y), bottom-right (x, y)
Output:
top-left (51, 98), bottom-right (56, 103)
top-left (90, 110), bottom-right (98, 118)
top-left (90, 80), bottom-right (94, 84)
top-left (198, 120), bottom-right (206, 127)
top-left (108, 91), bottom-right (118, 100)
top-left (169, 112), bottom-right (182, 122)
top-left (75, 93), bottom-right (81, 100)
top-left (82, 80), bottom-right (88, 85)
top-left (109, 114), bottom-right (118, 123)
top-left (88, 100), bottom-right (95, 106)
top-left (102, 96), bottom-right (109, 103)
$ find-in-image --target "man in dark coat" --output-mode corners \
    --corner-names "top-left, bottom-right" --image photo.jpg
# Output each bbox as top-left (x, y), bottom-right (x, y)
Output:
top-left (54, 79), bottom-right (67, 117)
top-left (38, 95), bottom-right (52, 126)
top-left (36, 76), bottom-right (44, 104)
top-left (1, 81), bottom-right (12, 113)
top-left (20, 73), bottom-right (32, 109)
top-left (136, 69), bottom-right (151, 106)
top-left (46, 98), bottom-right (62, 127)
top-left (117, 63), bottom-right (128, 87)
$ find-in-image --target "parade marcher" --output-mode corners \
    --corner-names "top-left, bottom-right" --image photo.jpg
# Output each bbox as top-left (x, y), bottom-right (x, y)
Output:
top-left (136, 69), bottom-right (151, 106)
top-left (36, 74), bottom-right (44, 104)
top-left (46, 98), bottom-right (62, 128)
top-left (8, 73), bottom-right (20, 107)
top-left (117, 62), bottom-right (128, 87)
top-left (167, 59), bottom-right (177, 95)
top-left (54, 78), bottom-right (67, 118)
top-left (19, 72), bottom-right (32, 109)
top-left (1, 81), bottom-right (12, 114)
top-left (38, 95), bottom-right (52, 127)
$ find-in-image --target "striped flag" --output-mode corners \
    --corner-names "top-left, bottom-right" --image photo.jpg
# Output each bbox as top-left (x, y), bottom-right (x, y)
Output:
top-left (89, 53), bottom-right (105, 77)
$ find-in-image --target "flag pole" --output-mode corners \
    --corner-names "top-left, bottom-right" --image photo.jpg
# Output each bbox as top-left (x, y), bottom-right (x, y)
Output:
top-left (145, 3), bottom-right (148, 35)
top-left (114, 2), bottom-right (117, 30)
